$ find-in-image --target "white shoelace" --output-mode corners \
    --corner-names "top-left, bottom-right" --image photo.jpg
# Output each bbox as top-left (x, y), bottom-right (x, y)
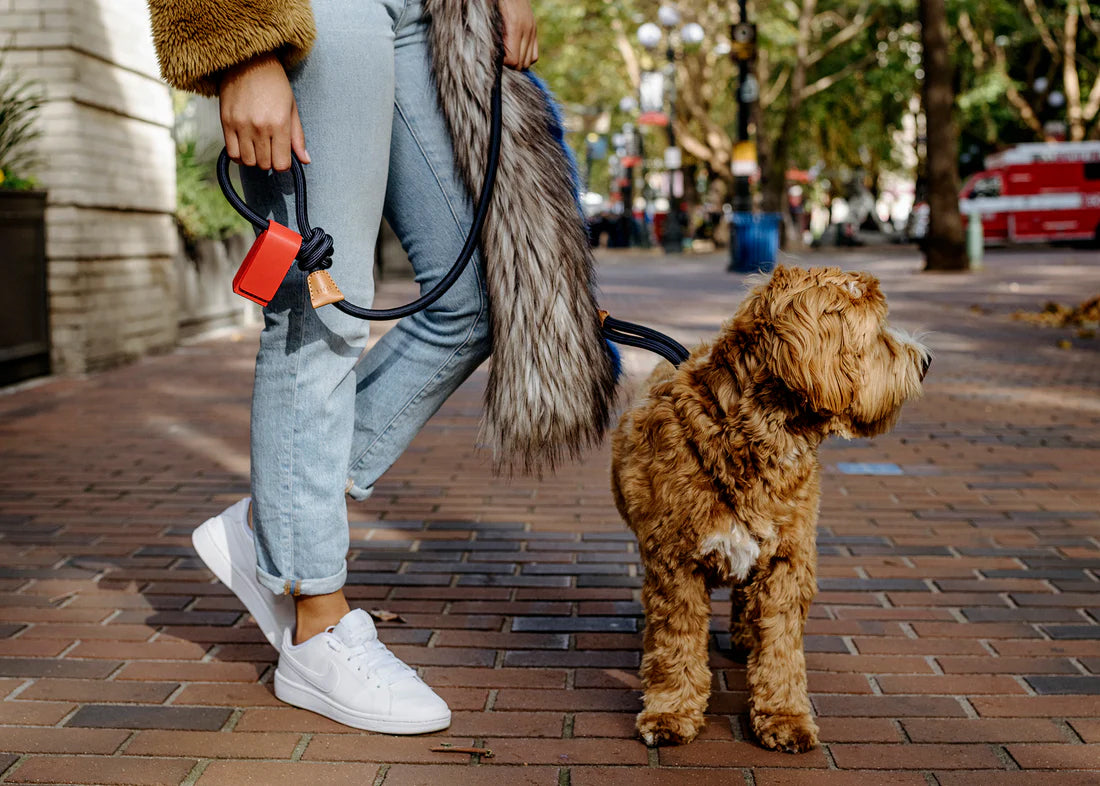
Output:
top-left (330, 633), bottom-right (416, 685)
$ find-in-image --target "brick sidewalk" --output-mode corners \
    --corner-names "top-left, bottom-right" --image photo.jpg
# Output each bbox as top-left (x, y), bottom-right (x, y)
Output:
top-left (1, 246), bottom-right (1097, 785)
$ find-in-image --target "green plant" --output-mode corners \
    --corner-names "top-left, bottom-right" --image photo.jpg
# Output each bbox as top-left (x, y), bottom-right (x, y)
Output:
top-left (176, 139), bottom-right (249, 244)
top-left (0, 47), bottom-right (43, 190)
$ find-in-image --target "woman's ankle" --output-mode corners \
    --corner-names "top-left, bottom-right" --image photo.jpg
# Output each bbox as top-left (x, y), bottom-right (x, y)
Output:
top-left (293, 590), bottom-right (351, 644)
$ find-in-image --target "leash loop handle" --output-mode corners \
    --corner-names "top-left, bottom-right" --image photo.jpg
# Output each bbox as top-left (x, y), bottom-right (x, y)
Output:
top-left (216, 150), bottom-right (336, 275)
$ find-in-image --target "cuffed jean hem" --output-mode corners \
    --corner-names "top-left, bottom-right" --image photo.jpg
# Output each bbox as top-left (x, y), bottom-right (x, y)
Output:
top-left (346, 481), bottom-right (374, 502)
top-left (255, 563), bottom-right (348, 597)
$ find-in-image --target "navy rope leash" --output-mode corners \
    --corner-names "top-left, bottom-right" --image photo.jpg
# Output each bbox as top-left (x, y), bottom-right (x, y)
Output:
top-left (600, 313), bottom-right (690, 367)
top-left (216, 59), bottom-right (690, 367)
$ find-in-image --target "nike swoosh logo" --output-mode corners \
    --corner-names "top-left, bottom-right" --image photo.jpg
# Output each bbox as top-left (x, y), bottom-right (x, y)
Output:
top-left (287, 655), bottom-right (339, 693)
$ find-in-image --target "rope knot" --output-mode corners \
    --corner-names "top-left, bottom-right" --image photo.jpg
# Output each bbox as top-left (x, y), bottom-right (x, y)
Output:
top-left (297, 227), bottom-right (334, 273)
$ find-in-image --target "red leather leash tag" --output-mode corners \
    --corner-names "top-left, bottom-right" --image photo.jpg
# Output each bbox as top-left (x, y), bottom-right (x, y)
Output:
top-left (232, 221), bottom-right (303, 306)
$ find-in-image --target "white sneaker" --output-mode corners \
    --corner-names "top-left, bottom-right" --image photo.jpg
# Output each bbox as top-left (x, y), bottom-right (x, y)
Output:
top-left (274, 609), bottom-right (451, 734)
top-left (192, 498), bottom-right (295, 650)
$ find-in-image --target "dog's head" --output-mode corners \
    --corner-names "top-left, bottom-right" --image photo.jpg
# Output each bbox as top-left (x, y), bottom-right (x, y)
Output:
top-left (735, 265), bottom-right (929, 437)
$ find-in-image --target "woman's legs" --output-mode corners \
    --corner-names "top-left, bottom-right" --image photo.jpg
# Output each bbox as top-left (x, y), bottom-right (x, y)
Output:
top-left (346, 0), bottom-right (491, 499)
top-left (243, 0), bottom-right (400, 607)
top-left (242, 0), bottom-right (489, 641)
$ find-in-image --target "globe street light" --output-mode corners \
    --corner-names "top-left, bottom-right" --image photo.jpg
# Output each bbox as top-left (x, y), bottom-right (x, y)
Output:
top-left (681, 22), bottom-right (705, 46)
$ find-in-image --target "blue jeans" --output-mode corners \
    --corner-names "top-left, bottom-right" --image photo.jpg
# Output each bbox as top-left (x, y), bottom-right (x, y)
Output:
top-left (241, 0), bottom-right (491, 596)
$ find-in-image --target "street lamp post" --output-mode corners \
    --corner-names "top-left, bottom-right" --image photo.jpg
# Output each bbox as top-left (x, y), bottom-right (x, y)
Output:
top-left (638, 7), bottom-right (703, 254)
top-left (730, 0), bottom-right (756, 215)
top-left (728, 0), bottom-right (758, 271)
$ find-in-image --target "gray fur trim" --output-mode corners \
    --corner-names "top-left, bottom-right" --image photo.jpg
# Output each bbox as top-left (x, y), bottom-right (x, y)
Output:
top-left (424, 0), bottom-right (618, 474)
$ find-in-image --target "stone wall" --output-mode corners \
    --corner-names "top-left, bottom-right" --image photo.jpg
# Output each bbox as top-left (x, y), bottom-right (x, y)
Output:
top-left (4, 0), bottom-right (178, 374)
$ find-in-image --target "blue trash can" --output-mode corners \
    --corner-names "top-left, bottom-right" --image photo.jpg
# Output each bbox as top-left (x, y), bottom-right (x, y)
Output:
top-left (729, 212), bottom-right (781, 273)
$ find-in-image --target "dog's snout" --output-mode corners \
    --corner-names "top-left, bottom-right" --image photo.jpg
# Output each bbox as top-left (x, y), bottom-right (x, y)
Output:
top-left (920, 354), bottom-right (932, 380)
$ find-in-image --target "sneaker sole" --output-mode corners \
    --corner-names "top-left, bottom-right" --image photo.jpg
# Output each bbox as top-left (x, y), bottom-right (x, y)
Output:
top-left (274, 668), bottom-right (452, 734)
top-left (192, 509), bottom-right (289, 650)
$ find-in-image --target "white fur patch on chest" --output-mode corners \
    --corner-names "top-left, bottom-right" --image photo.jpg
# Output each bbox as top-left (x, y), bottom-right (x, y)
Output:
top-left (698, 526), bottom-right (760, 581)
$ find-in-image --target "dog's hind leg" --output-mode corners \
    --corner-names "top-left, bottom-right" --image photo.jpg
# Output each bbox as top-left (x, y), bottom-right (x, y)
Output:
top-left (635, 560), bottom-right (712, 746)
top-left (743, 543), bottom-right (819, 753)
top-left (727, 583), bottom-right (755, 658)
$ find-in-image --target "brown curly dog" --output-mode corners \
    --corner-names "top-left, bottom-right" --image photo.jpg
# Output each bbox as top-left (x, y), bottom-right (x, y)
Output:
top-left (611, 265), bottom-right (930, 753)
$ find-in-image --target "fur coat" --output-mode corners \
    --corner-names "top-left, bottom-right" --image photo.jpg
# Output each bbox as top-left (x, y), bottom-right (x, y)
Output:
top-left (147, 0), bottom-right (618, 473)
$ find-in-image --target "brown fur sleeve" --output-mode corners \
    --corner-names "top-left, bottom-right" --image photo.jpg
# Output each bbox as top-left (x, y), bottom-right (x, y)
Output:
top-left (147, 0), bottom-right (316, 96)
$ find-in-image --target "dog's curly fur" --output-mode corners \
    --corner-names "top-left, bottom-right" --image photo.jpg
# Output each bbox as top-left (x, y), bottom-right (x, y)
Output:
top-left (611, 266), bottom-right (930, 753)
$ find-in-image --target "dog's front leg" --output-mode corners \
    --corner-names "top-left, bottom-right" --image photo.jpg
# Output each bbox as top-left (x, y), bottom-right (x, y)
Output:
top-left (636, 560), bottom-right (711, 745)
top-left (744, 547), bottom-right (819, 753)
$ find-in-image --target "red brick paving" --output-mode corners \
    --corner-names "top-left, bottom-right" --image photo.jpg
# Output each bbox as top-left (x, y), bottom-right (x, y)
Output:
top-left (1, 246), bottom-right (1098, 783)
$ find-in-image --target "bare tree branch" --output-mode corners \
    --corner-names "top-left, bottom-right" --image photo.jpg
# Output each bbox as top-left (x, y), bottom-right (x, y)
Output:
top-left (957, 12), bottom-right (986, 70)
top-left (1064, 0), bottom-right (1084, 140)
top-left (1079, 0), bottom-right (1100, 37)
top-left (674, 122), bottom-right (732, 179)
top-left (762, 66), bottom-right (791, 108)
top-left (610, 16), bottom-right (641, 90)
top-left (805, 0), bottom-right (873, 68)
top-left (1022, 0), bottom-right (1060, 57)
top-left (1084, 72), bottom-right (1100, 124)
top-left (992, 45), bottom-right (1044, 136)
top-left (802, 51), bottom-right (876, 99)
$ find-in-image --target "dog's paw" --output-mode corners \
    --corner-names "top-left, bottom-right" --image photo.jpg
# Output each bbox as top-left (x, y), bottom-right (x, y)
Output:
top-left (751, 712), bottom-right (819, 753)
top-left (636, 710), bottom-right (705, 746)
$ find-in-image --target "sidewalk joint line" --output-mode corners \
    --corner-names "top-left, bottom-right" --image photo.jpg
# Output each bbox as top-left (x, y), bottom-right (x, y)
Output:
top-left (220, 707), bottom-right (243, 732)
top-left (113, 730), bottom-right (140, 756)
top-left (291, 732), bottom-right (311, 760)
top-left (1055, 717), bottom-right (1086, 744)
top-left (0, 754), bottom-right (29, 784)
top-left (179, 760), bottom-right (211, 786)
top-left (1014, 674), bottom-right (1037, 696)
top-left (992, 742), bottom-right (1020, 770)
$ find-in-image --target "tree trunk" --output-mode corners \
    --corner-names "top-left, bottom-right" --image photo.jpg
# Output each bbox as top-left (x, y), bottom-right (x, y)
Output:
top-left (919, 0), bottom-right (967, 271)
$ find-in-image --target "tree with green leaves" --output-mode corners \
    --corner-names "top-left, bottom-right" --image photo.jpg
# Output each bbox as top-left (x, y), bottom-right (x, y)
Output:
top-left (956, 0), bottom-right (1100, 145)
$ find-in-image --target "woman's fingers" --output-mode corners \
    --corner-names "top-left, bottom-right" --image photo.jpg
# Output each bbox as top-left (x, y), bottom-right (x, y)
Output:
top-left (253, 134), bottom-right (273, 171)
top-left (237, 136), bottom-right (257, 168)
top-left (224, 129), bottom-right (241, 163)
top-left (290, 103), bottom-right (311, 165)
top-left (500, 0), bottom-right (537, 70)
top-left (271, 123), bottom-right (292, 172)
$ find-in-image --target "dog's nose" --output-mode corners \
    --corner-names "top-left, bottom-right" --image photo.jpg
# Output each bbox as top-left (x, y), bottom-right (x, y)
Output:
top-left (920, 354), bottom-right (932, 380)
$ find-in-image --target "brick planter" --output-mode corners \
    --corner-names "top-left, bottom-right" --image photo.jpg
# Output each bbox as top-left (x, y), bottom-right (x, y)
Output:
top-left (0, 190), bottom-right (50, 386)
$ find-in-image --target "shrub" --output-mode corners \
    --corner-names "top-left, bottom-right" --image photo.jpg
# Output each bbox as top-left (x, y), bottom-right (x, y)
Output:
top-left (0, 47), bottom-right (43, 191)
top-left (176, 139), bottom-right (249, 244)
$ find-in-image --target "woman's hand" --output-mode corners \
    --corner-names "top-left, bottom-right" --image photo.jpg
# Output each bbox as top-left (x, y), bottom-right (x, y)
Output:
top-left (500, 0), bottom-right (538, 70)
top-left (218, 53), bottom-right (309, 172)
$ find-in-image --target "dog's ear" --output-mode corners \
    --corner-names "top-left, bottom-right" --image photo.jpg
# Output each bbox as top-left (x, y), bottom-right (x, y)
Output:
top-left (766, 275), bottom-right (862, 414)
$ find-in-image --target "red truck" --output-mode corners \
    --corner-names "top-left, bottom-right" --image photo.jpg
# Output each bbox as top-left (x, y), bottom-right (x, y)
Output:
top-left (958, 141), bottom-right (1100, 245)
